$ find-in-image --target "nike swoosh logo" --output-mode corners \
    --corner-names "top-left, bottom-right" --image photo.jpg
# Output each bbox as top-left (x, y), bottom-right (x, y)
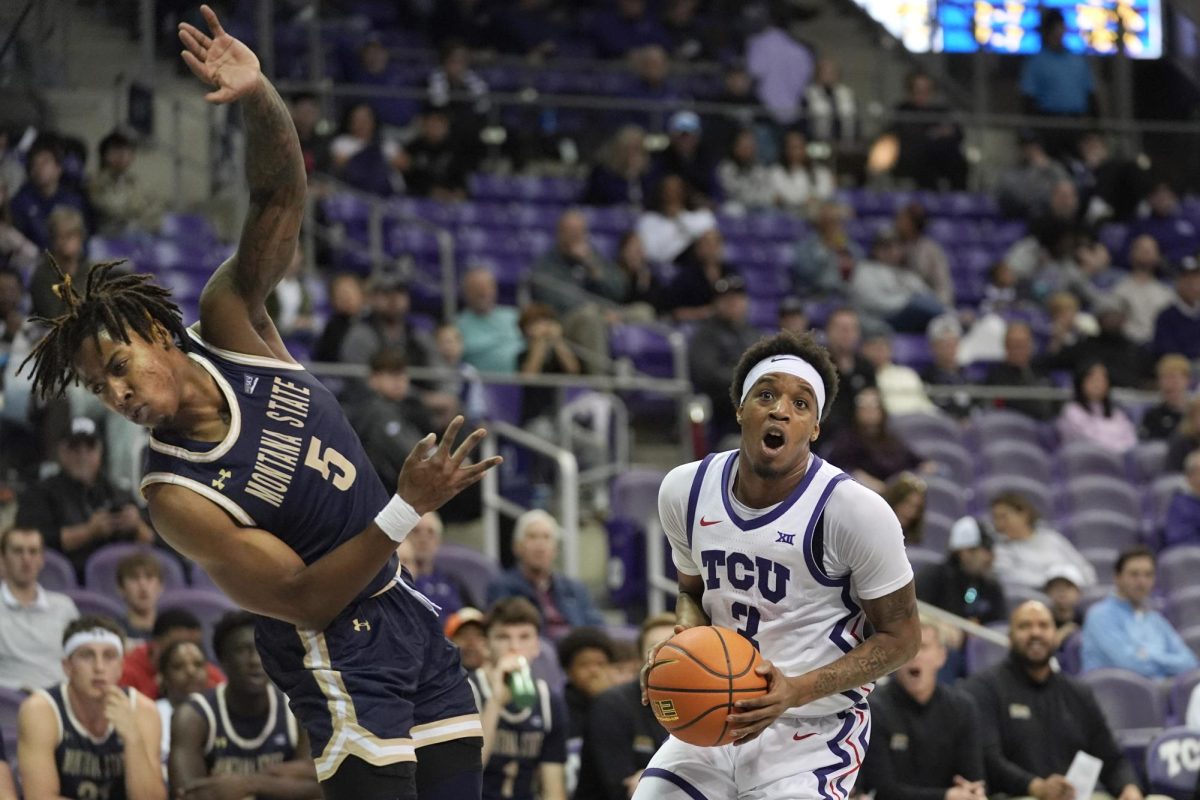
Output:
top-left (699, 517), bottom-right (722, 527)
top-left (793, 732), bottom-right (817, 741)
top-left (769, 356), bottom-right (793, 362)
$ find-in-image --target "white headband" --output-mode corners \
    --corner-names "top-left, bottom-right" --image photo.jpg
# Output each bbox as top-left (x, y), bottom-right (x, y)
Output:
top-left (740, 355), bottom-right (826, 419)
top-left (64, 629), bottom-right (124, 659)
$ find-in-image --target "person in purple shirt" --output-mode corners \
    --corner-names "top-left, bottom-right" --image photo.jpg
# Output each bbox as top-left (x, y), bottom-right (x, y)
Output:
top-left (1163, 450), bottom-right (1200, 550)
top-left (591, 0), bottom-right (670, 59)
top-left (8, 137), bottom-right (87, 250)
top-left (1127, 181), bottom-right (1200, 265)
top-left (1151, 256), bottom-right (1200, 360)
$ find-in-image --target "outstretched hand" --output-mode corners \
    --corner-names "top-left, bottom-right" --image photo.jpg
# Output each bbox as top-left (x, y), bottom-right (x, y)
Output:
top-left (397, 416), bottom-right (503, 515)
top-left (179, 4), bottom-right (262, 104)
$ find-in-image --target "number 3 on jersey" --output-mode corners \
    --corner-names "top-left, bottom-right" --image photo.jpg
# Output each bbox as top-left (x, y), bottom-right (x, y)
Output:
top-left (304, 436), bottom-right (357, 490)
top-left (731, 602), bottom-right (761, 650)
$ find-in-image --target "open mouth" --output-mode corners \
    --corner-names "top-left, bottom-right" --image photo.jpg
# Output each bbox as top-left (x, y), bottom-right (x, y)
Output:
top-left (131, 404), bottom-right (147, 424)
top-left (905, 666), bottom-right (922, 679)
top-left (761, 427), bottom-right (786, 454)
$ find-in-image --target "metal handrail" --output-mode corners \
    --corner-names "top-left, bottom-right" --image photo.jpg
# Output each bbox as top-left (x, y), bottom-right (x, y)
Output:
top-left (479, 419), bottom-right (580, 577)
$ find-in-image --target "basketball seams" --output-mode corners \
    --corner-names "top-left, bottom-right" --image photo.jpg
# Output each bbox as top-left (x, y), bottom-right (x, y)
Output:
top-left (655, 642), bottom-right (730, 679)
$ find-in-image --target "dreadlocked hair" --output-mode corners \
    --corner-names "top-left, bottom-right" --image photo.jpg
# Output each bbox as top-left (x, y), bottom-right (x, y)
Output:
top-left (20, 256), bottom-right (187, 400)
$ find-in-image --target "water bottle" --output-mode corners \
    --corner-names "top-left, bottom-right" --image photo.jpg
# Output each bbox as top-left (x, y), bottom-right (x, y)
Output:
top-left (507, 656), bottom-right (537, 710)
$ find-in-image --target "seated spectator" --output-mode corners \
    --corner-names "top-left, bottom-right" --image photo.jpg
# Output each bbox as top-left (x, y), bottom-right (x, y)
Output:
top-left (883, 472), bottom-right (927, 545)
top-left (430, 322), bottom-right (486, 425)
top-left (1140, 355), bottom-right (1191, 441)
top-left (8, 136), bottom-right (88, 249)
top-left (427, 39), bottom-right (491, 128)
top-left (1152, 255), bottom-right (1200, 360)
top-left (312, 273), bottom-right (364, 363)
top-left (861, 326), bottom-right (935, 416)
top-left (153, 639), bottom-right (208, 769)
top-left (265, 244), bottom-right (316, 338)
top-left (114, 552), bottom-right (163, 645)
top-left (990, 491), bottom-right (1096, 592)
top-left (16, 417), bottom-right (154, 580)
top-left (636, 174), bottom-right (717, 266)
top-left (531, 209), bottom-right (627, 372)
top-left (861, 621), bottom-right (985, 800)
top-left (1042, 290), bottom-right (1096, 355)
top-left (820, 307), bottom-right (876, 443)
top-left (396, 511), bottom-right (468, 614)
top-left (470, 597), bottom-right (568, 799)
top-left (889, 72), bottom-right (966, 190)
top-left (345, 36), bottom-right (418, 127)
top-left (614, 231), bottom-right (660, 315)
top-left (0, 179), bottom-right (37, 273)
top-left (576, 614), bottom-right (674, 800)
top-left (1127, 180), bottom-right (1200, 264)
top-left (824, 387), bottom-right (924, 493)
top-left (345, 349), bottom-right (436, 490)
top-left (458, 267), bottom-right (523, 374)
top-left (557, 628), bottom-right (616, 741)
top-left (804, 57), bottom-right (859, 146)
top-left (289, 92), bottom-right (330, 176)
top-left (744, 14), bottom-right (814, 125)
top-left (0, 526), bottom-right (79, 690)
top-left (1112, 235), bottom-right (1174, 345)
top-left (1167, 395), bottom-right (1200, 473)
top-left (1041, 296), bottom-right (1148, 389)
top-left (980, 260), bottom-right (1021, 316)
top-left (328, 102), bottom-right (405, 197)
top-left (790, 201), bottom-right (860, 301)
top-left (338, 274), bottom-right (438, 367)
top-left (29, 205), bottom-right (88, 319)
top-left (963, 601), bottom-right (1144, 800)
top-left (486, 511), bottom-right (604, 640)
top-left (648, 111), bottom-right (720, 206)
top-left (0, 267), bottom-right (27, 394)
top-left (517, 302), bottom-right (582, 431)
top-left (716, 128), bottom-right (773, 213)
top-left (1042, 564), bottom-right (1085, 650)
top-left (778, 296), bottom-right (808, 336)
top-left (687, 275), bottom-right (762, 441)
top-left (582, 126), bottom-right (653, 208)
top-left (1081, 546), bottom-right (1198, 678)
top-left (923, 314), bottom-right (974, 419)
top-left (401, 103), bottom-right (470, 201)
top-left (87, 129), bottom-right (160, 236)
top-left (121, 609), bottom-right (224, 700)
top-left (169, 612), bottom-right (318, 798)
top-left (769, 128), bottom-right (835, 214)
top-left (658, 228), bottom-right (735, 322)
top-left (18, 616), bottom-right (165, 800)
top-left (704, 60), bottom-right (762, 166)
top-left (1056, 361), bottom-right (1138, 454)
top-left (916, 516), bottom-right (1007, 626)
top-left (445, 607), bottom-right (488, 672)
top-left (1164, 450), bottom-right (1200, 549)
top-left (1070, 131), bottom-right (1143, 224)
top-left (662, 0), bottom-right (714, 61)
top-left (851, 227), bottom-right (946, 334)
top-left (984, 322), bottom-right (1057, 422)
top-left (896, 202), bottom-right (954, 307)
top-left (591, 0), bottom-right (668, 59)
top-left (997, 132), bottom-right (1070, 220)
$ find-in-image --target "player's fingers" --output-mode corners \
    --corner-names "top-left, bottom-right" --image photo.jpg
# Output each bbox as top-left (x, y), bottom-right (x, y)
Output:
top-left (439, 415), bottom-right (465, 457)
top-left (730, 724), bottom-right (768, 746)
top-left (450, 427), bottom-right (487, 464)
top-left (205, 87), bottom-right (237, 104)
top-left (725, 705), bottom-right (778, 726)
top-left (179, 21), bottom-right (211, 48)
top-left (200, 4), bottom-right (226, 37)
top-left (178, 27), bottom-right (208, 59)
top-left (180, 50), bottom-right (209, 81)
top-left (403, 432), bottom-right (438, 467)
top-left (459, 455), bottom-right (503, 478)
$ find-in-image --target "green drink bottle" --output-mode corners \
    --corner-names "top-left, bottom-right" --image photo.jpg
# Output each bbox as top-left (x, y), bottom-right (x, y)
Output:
top-left (507, 656), bottom-right (537, 710)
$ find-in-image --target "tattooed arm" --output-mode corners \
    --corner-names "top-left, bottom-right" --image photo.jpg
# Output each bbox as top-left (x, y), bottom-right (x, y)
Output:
top-left (180, 4), bottom-right (306, 361)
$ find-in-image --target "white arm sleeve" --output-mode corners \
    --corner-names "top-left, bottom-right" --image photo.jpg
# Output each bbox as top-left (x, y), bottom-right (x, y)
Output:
top-left (658, 462), bottom-right (702, 576)
top-left (822, 480), bottom-right (914, 600)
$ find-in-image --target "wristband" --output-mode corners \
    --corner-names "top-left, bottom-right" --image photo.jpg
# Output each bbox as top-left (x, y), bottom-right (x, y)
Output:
top-left (374, 495), bottom-right (421, 543)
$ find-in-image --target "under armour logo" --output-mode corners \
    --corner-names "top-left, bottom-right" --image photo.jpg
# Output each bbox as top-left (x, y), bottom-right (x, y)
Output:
top-left (243, 375), bottom-right (260, 394)
top-left (775, 532), bottom-right (796, 546)
top-left (212, 469), bottom-right (232, 490)
top-left (353, 619), bottom-right (371, 632)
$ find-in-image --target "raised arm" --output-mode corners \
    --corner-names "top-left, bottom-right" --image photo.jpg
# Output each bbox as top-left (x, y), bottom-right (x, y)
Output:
top-left (179, 5), bottom-right (306, 361)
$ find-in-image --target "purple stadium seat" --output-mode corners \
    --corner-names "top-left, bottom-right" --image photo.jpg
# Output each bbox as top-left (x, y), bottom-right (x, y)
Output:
top-left (533, 636), bottom-right (566, 692)
top-left (481, 384), bottom-right (523, 426)
top-left (436, 544), bottom-right (501, 610)
top-left (1166, 668), bottom-right (1200, 726)
top-left (965, 632), bottom-right (1008, 675)
top-left (190, 566), bottom-right (220, 593)
top-left (1131, 440), bottom-right (1170, 484)
top-left (157, 589), bottom-right (239, 654)
top-left (604, 624), bottom-right (640, 646)
top-left (891, 412), bottom-right (962, 447)
top-left (1081, 668), bottom-right (1167, 732)
top-left (978, 441), bottom-right (1053, 484)
top-left (890, 335), bottom-right (933, 370)
top-left (1061, 476), bottom-right (1140, 521)
top-left (1080, 547), bottom-right (1119, 579)
top-left (64, 589), bottom-right (126, 620)
top-left (88, 236), bottom-right (142, 263)
top-left (1146, 727), bottom-right (1200, 799)
top-left (1164, 586), bottom-right (1200, 631)
top-left (912, 439), bottom-right (972, 479)
top-left (40, 549), bottom-right (77, 592)
top-left (0, 689), bottom-right (24, 730)
top-left (1063, 510), bottom-right (1140, 552)
top-left (1151, 475), bottom-right (1190, 523)
top-left (923, 476), bottom-right (967, 521)
top-left (969, 410), bottom-right (1042, 449)
top-left (609, 324), bottom-right (675, 378)
top-left (159, 213), bottom-right (217, 244)
top-left (973, 474), bottom-right (1053, 518)
top-left (906, 547), bottom-right (941, 574)
top-left (84, 544), bottom-right (188, 599)
top-left (1002, 583), bottom-right (1050, 608)
top-left (1182, 626), bottom-right (1200, 658)
top-left (1158, 547), bottom-right (1200, 596)
top-left (1060, 441), bottom-right (1127, 481)
top-left (921, 512), bottom-right (955, 553)
top-left (610, 468), bottom-right (667, 528)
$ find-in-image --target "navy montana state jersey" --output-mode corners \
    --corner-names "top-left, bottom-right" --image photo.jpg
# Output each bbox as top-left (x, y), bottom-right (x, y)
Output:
top-left (469, 671), bottom-right (567, 800)
top-left (187, 685), bottom-right (299, 776)
top-left (38, 684), bottom-right (133, 800)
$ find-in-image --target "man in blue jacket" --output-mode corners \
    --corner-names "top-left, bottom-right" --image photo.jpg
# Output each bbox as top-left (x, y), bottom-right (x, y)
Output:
top-left (486, 510), bottom-right (603, 640)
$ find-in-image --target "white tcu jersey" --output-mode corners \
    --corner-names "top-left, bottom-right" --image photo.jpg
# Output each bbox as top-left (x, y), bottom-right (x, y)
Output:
top-left (659, 451), bottom-right (913, 718)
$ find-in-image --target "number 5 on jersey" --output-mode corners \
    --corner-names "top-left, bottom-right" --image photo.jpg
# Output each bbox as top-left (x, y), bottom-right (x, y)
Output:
top-left (304, 436), bottom-right (357, 490)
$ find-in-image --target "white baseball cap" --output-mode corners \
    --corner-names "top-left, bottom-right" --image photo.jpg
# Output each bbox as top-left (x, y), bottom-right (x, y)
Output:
top-left (1043, 563), bottom-right (1085, 590)
top-left (949, 516), bottom-right (992, 551)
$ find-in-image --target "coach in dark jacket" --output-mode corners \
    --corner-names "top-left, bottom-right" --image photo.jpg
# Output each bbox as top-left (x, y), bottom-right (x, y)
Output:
top-left (962, 602), bottom-right (1143, 800)
top-left (485, 509), bottom-right (603, 641)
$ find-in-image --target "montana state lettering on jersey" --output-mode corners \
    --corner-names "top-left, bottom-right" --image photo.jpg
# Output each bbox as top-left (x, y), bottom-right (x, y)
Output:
top-left (659, 451), bottom-right (913, 717)
top-left (187, 685), bottom-right (299, 776)
top-left (38, 684), bottom-right (135, 800)
top-left (469, 671), bottom-right (567, 800)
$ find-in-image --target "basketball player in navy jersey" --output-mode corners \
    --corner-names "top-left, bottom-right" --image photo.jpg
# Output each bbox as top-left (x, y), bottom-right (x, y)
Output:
top-left (169, 612), bottom-right (320, 799)
top-left (19, 6), bottom-right (501, 798)
top-left (18, 616), bottom-right (166, 800)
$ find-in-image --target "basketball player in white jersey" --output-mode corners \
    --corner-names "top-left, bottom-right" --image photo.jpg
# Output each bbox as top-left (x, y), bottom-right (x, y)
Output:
top-left (635, 331), bottom-right (921, 800)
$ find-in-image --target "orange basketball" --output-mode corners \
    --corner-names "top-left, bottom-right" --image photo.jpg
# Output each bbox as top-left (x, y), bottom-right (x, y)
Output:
top-left (646, 626), bottom-right (768, 747)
